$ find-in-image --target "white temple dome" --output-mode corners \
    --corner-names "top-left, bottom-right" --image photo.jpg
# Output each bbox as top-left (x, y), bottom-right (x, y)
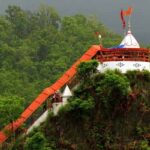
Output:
top-left (120, 30), bottom-right (140, 48)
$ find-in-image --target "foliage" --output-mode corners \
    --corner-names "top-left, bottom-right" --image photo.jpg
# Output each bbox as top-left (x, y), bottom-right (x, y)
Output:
top-left (77, 60), bottom-right (98, 79)
top-left (126, 70), bottom-right (150, 109)
top-left (24, 132), bottom-right (47, 150)
top-left (0, 95), bottom-right (24, 128)
top-left (44, 70), bottom-right (150, 150)
top-left (0, 6), bottom-right (122, 142)
top-left (59, 97), bottom-right (94, 121)
top-left (0, 5), bottom-right (120, 108)
top-left (137, 140), bottom-right (150, 150)
top-left (95, 70), bottom-right (130, 114)
top-left (9, 69), bottom-right (150, 150)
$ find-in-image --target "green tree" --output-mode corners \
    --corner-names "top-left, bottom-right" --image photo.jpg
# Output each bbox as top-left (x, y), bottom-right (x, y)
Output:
top-left (59, 97), bottom-right (94, 121)
top-left (95, 70), bottom-right (130, 115)
top-left (5, 5), bottom-right (29, 38)
top-left (37, 5), bottom-right (60, 28)
top-left (0, 95), bottom-right (24, 129)
top-left (77, 60), bottom-right (99, 79)
top-left (0, 16), bottom-right (12, 43)
top-left (24, 132), bottom-right (47, 150)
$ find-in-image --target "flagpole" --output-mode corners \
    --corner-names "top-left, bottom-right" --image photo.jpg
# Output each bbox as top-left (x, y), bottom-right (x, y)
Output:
top-left (124, 28), bottom-right (126, 36)
top-left (128, 14), bottom-right (131, 31)
top-left (128, 7), bottom-right (133, 31)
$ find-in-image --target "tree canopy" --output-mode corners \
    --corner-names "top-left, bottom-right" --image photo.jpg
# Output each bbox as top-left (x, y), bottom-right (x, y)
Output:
top-left (0, 5), bottom-right (121, 106)
top-left (0, 95), bottom-right (24, 129)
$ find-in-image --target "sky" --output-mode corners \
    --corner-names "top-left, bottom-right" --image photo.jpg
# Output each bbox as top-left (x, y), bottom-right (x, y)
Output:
top-left (0, 0), bottom-right (150, 44)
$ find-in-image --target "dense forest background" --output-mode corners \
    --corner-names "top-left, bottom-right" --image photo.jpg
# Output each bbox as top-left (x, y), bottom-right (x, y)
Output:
top-left (0, 5), bottom-right (121, 127)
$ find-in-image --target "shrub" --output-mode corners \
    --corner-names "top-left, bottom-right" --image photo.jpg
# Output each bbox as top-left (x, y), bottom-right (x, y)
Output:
top-left (59, 97), bottom-right (94, 121)
top-left (95, 71), bottom-right (130, 114)
top-left (24, 132), bottom-right (47, 150)
top-left (77, 60), bottom-right (99, 79)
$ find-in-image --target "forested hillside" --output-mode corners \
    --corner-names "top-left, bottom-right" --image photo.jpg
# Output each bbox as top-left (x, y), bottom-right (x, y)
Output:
top-left (0, 5), bottom-right (121, 129)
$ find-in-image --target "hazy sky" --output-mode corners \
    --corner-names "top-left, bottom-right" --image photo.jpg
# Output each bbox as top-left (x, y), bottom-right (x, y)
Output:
top-left (0, 0), bottom-right (150, 44)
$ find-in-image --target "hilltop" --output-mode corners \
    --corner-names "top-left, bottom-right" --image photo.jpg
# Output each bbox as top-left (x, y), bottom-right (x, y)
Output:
top-left (11, 61), bottom-right (150, 150)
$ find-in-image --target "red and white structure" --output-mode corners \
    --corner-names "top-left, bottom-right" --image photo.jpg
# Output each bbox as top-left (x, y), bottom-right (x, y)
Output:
top-left (97, 29), bottom-right (150, 73)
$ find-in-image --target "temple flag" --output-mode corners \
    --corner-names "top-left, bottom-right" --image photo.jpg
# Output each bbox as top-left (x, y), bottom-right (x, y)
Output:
top-left (120, 10), bottom-right (126, 29)
top-left (123, 7), bottom-right (133, 16)
top-left (120, 7), bottom-right (133, 29)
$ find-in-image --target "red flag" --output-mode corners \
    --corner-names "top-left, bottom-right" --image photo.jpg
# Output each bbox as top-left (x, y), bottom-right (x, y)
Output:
top-left (120, 7), bottom-right (133, 29)
top-left (120, 10), bottom-right (126, 29)
top-left (123, 7), bottom-right (133, 16)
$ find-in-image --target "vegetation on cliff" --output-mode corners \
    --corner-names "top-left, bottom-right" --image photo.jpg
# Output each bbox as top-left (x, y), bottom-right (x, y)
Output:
top-left (10, 61), bottom-right (150, 150)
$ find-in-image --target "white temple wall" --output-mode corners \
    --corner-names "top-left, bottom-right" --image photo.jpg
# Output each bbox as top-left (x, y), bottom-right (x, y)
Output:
top-left (97, 61), bottom-right (150, 73)
top-left (52, 103), bottom-right (63, 115)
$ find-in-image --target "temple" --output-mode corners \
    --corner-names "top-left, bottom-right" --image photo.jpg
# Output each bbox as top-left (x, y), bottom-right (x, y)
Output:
top-left (96, 28), bottom-right (149, 73)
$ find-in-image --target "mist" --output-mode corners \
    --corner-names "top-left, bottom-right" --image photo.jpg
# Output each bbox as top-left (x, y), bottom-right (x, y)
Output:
top-left (0, 0), bottom-right (149, 44)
